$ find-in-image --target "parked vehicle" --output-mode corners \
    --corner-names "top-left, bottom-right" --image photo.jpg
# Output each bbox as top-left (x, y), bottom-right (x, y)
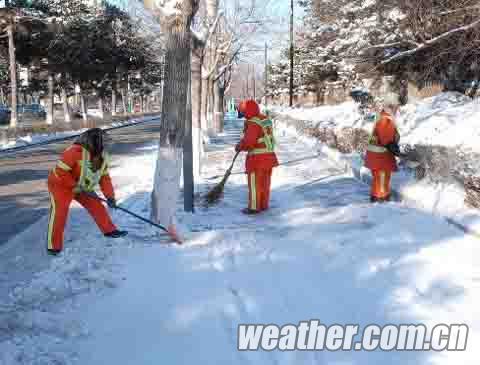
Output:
top-left (18, 104), bottom-right (47, 119)
top-left (0, 105), bottom-right (11, 125)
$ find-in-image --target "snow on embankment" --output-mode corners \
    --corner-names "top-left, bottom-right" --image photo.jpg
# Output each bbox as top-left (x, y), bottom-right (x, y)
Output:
top-left (0, 115), bottom-right (160, 151)
top-left (272, 92), bottom-right (480, 235)
top-left (274, 92), bottom-right (480, 151)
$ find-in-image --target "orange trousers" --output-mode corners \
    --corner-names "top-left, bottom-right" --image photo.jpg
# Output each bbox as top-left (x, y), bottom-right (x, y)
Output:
top-left (248, 169), bottom-right (273, 211)
top-left (47, 181), bottom-right (116, 252)
top-left (370, 170), bottom-right (392, 199)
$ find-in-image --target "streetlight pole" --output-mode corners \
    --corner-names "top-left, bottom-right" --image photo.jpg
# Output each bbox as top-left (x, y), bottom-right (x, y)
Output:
top-left (289, 0), bottom-right (294, 107)
top-left (265, 42), bottom-right (268, 107)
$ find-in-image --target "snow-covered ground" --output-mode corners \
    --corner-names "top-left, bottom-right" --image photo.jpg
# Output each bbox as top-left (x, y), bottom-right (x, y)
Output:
top-left (0, 118), bottom-right (478, 364)
top-left (0, 115), bottom-right (160, 151)
top-left (272, 93), bottom-right (480, 237)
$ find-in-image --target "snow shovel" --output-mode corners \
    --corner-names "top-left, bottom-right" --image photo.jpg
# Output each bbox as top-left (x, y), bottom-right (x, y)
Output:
top-left (205, 150), bottom-right (241, 205)
top-left (86, 192), bottom-right (183, 244)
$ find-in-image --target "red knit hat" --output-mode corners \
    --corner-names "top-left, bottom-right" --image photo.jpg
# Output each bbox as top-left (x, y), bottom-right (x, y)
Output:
top-left (244, 99), bottom-right (260, 119)
top-left (238, 100), bottom-right (247, 113)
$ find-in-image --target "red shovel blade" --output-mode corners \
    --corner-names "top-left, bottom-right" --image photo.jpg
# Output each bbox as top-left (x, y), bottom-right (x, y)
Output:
top-left (167, 224), bottom-right (183, 245)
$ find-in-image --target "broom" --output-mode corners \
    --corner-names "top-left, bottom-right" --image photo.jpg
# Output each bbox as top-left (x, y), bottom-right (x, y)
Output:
top-left (205, 151), bottom-right (240, 205)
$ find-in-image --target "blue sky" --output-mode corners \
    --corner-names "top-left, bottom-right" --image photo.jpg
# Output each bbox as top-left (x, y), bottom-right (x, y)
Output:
top-left (110, 0), bottom-right (304, 62)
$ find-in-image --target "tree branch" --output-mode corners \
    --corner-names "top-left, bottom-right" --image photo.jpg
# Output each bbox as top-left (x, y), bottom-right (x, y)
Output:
top-left (380, 18), bottom-right (480, 66)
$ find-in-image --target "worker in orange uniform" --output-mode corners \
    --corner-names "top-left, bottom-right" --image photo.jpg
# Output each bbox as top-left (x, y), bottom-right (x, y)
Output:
top-left (364, 94), bottom-right (401, 203)
top-left (235, 99), bottom-right (279, 214)
top-left (238, 100), bottom-right (247, 119)
top-left (47, 128), bottom-right (127, 255)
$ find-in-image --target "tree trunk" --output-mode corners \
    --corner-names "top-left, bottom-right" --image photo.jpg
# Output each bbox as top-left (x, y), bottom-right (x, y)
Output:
top-left (46, 73), bottom-right (54, 125)
top-left (112, 81), bottom-right (117, 116)
top-left (289, 0), bottom-right (294, 107)
top-left (151, 0), bottom-right (196, 232)
top-left (201, 75), bottom-right (208, 129)
top-left (205, 0), bottom-right (218, 18)
top-left (0, 87), bottom-right (5, 105)
top-left (80, 89), bottom-right (88, 123)
top-left (7, 25), bottom-right (17, 128)
top-left (191, 45), bottom-right (203, 177)
top-left (159, 80), bottom-right (164, 112)
top-left (214, 81), bottom-right (224, 133)
top-left (61, 86), bottom-right (71, 123)
top-left (207, 77), bottom-right (215, 132)
top-left (98, 96), bottom-right (104, 120)
top-left (120, 87), bottom-right (128, 115)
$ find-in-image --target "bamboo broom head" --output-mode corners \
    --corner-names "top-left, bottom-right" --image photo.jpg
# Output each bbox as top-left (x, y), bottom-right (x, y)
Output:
top-left (204, 151), bottom-right (240, 206)
top-left (204, 172), bottom-right (231, 205)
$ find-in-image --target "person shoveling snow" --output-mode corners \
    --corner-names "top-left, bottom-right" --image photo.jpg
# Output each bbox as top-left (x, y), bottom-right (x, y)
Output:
top-left (46, 128), bottom-right (128, 255)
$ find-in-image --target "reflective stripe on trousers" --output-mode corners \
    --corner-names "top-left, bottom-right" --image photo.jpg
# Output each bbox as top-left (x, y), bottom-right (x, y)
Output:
top-left (249, 172), bottom-right (257, 210)
top-left (371, 170), bottom-right (391, 199)
top-left (248, 169), bottom-right (273, 211)
top-left (47, 183), bottom-right (117, 252)
top-left (47, 192), bottom-right (57, 250)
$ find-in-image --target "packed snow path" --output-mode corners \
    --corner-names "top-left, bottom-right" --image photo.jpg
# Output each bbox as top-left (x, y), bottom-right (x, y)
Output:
top-left (0, 118), bottom-right (477, 365)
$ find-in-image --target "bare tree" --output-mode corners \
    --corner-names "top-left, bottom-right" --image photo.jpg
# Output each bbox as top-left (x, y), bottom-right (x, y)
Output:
top-left (151, 0), bottom-right (200, 239)
top-left (7, 22), bottom-right (17, 127)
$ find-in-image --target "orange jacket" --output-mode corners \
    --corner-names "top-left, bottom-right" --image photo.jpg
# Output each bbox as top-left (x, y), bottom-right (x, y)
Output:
top-left (48, 144), bottom-right (115, 199)
top-left (238, 114), bottom-right (279, 173)
top-left (364, 111), bottom-right (399, 172)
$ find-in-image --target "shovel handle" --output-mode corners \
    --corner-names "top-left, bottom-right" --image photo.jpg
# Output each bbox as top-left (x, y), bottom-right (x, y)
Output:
top-left (86, 192), bottom-right (169, 233)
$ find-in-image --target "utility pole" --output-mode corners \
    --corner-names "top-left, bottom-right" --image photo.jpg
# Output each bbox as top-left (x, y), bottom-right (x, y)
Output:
top-left (289, 0), bottom-right (294, 107)
top-left (7, 22), bottom-right (17, 127)
top-left (246, 64), bottom-right (250, 97)
top-left (265, 42), bottom-right (268, 107)
top-left (183, 61), bottom-right (194, 213)
top-left (253, 64), bottom-right (256, 100)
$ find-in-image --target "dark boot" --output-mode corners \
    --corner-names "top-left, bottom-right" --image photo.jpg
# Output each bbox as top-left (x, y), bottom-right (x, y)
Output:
top-left (377, 196), bottom-right (391, 203)
top-left (241, 208), bottom-right (260, 215)
top-left (370, 196), bottom-right (378, 203)
top-left (104, 230), bottom-right (128, 238)
top-left (47, 249), bottom-right (61, 256)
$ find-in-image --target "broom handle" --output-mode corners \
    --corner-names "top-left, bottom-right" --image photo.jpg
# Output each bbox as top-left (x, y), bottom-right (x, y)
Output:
top-left (227, 151), bottom-right (241, 173)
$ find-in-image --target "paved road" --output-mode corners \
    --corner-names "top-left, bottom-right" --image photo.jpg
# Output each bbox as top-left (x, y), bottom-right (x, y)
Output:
top-left (0, 119), bottom-right (161, 245)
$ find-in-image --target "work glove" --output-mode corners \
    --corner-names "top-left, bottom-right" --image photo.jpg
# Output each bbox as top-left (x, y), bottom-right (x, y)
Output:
top-left (107, 197), bottom-right (117, 209)
top-left (385, 142), bottom-right (401, 157)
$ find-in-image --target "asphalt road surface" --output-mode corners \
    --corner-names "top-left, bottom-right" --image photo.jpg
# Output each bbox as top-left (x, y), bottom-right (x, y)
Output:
top-left (0, 118), bottom-right (161, 245)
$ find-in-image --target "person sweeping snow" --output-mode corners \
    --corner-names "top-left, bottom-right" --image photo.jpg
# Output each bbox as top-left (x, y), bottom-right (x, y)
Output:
top-left (235, 99), bottom-right (279, 214)
top-left (46, 128), bottom-right (127, 255)
top-left (364, 94), bottom-right (401, 203)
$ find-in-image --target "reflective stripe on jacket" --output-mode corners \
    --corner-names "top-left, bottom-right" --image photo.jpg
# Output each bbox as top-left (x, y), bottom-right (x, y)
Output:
top-left (247, 117), bottom-right (276, 155)
top-left (238, 114), bottom-right (279, 173)
top-left (49, 144), bottom-right (115, 198)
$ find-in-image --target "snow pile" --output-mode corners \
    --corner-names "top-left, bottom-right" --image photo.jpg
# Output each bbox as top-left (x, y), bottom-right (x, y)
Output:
top-left (273, 92), bottom-right (480, 152)
top-left (272, 92), bottom-right (480, 235)
top-left (1, 130), bottom-right (86, 150)
top-left (0, 116), bottom-right (159, 151)
top-left (398, 92), bottom-right (479, 150)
